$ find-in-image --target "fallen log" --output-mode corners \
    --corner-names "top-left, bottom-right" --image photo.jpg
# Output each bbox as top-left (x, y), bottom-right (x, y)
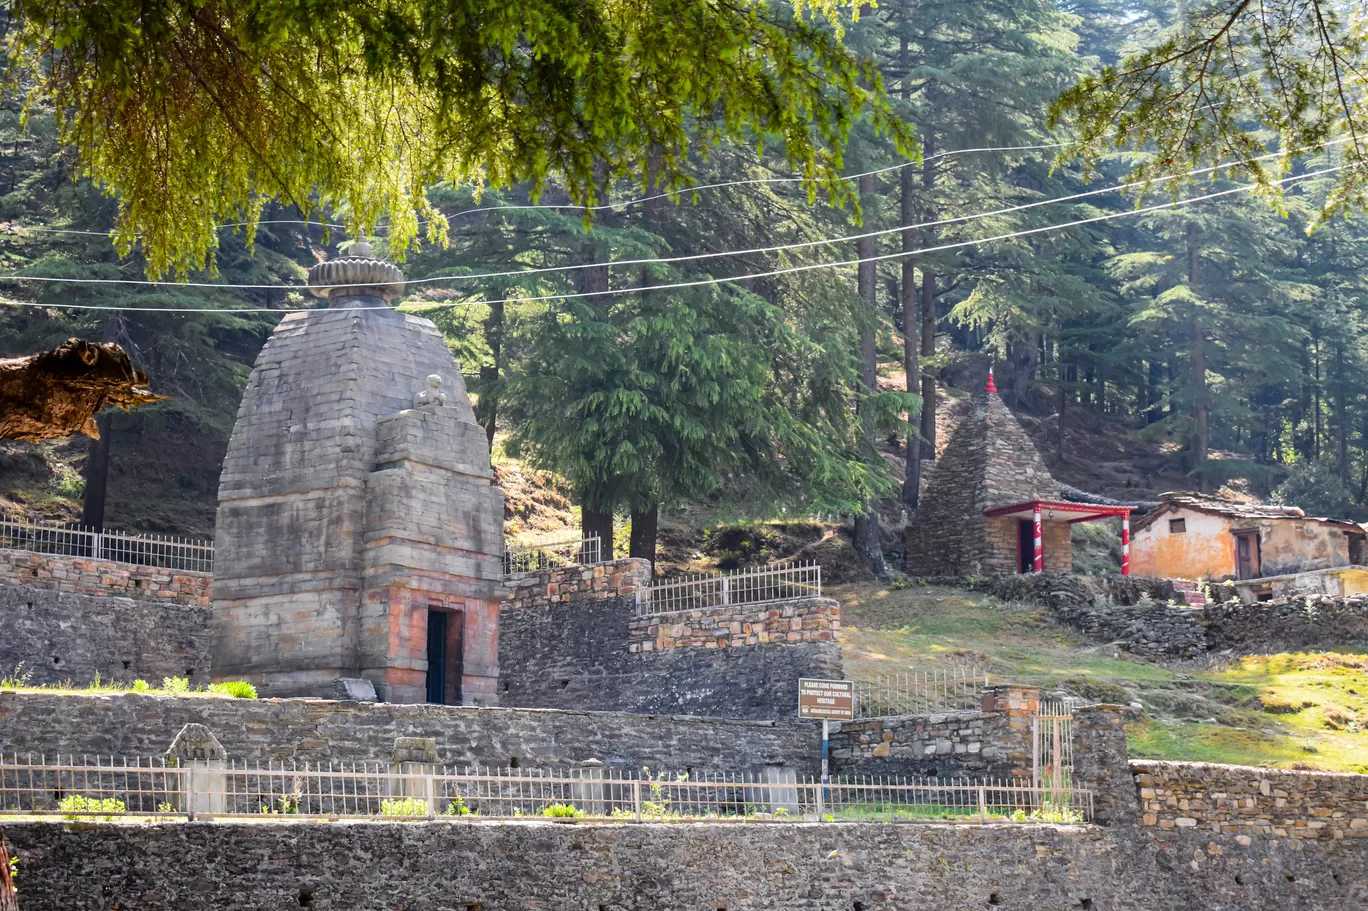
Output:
top-left (0, 826), bottom-right (17, 911)
top-left (0, 338), bottom-right (162, 441)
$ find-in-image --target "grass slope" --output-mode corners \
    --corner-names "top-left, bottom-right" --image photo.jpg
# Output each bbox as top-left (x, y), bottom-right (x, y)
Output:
top-left (835, 582), bottom-right (1368, 773)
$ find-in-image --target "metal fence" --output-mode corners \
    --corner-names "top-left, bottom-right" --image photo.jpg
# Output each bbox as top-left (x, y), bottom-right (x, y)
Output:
top-left (853, 666), bottom-right (990, 717)
top-left (636, 561), bottom-right (822, 615)
top-left (502, 535), bottom-right (603, 574)
top-left (0, 514), bottom-right (214, 573)
top-left (0, 756), bottom-right (1090, 824)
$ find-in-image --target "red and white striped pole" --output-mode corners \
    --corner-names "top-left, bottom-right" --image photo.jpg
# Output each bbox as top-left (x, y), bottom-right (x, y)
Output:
top-left (1121, 512), bottom-right (1131, 576)
top-left (1032, 503), bottom-right (1044, 573)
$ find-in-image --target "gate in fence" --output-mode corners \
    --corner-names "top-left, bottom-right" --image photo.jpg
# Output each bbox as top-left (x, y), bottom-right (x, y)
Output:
top-left (1031, 699), bottom-right (1077, 795)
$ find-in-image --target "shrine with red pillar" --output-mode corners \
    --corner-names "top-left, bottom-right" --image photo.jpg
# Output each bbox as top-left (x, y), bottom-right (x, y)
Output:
top-left (906, 368), bottom-right (1136, 576)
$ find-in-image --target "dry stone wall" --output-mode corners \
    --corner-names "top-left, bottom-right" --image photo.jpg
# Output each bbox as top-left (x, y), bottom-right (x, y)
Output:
top-left (1133, 760), bottom-right (1368, 839)
top-left (0, 548), bottom-right (210, 606)
top-left (1204, 595), bottom-right (1368, 651)
top-left (627, 598), bottom-right (839, 652)
top-left (499, 559), bottom-right (841, 719)
top-left (830, 711), bottom-right (1017, 779)
top-left (0, 692), bottom-right (820, 775)
top-left (0, 583), bottom-right (210, 686)
top-left (503, 559), bottom-right (651, 610)
top-left (6, 819), bottom-right (1368, 911)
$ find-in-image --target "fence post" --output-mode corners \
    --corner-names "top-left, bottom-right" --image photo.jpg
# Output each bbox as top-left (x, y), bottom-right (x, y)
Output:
top-left (632, 779), bottom-right (642, 822)
top-left (721, 576), bottom-right (730, 606)
top-left (977, 786), bottom-right (987, 823)
top-left (814, 779), bottom-right (824, 821)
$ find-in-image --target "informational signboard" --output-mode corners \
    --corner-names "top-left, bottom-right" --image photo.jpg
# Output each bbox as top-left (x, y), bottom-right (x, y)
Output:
top-left (797, 678), bottom-right (855, 721)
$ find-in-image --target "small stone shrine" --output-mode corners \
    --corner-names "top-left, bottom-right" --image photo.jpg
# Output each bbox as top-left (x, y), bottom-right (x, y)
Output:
top-left (212, 241), bottom-right (505, 704)
top-left (906, 370), bottom-right (1133, 576)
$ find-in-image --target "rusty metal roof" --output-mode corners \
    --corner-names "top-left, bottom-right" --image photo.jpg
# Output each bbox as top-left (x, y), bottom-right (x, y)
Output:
top-left (1133, 491), bottom-right (1362, 533)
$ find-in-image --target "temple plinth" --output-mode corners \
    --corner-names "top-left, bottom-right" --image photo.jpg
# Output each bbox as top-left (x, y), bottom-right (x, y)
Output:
top-left (211, 243), bottom-right (505, 704)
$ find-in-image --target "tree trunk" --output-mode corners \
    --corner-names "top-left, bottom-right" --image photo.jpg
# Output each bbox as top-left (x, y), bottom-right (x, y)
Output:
top-left (581, 507), bottom-right (614, 558)
top-left (853, 171), bottom-right (888, 576)
top-left (900, 122), bottom-right (921, 506)
top-left (1147, 360), bottom-right (1163, 425)
top-left (80, 412), bottom-right (114, 531)
top-left (629, 506), bottom-right (659, 567)
top-left (1313, 329), bottom-right (1322, 461)
top-left (1187, 226), bottom-right (1209, 491)
top-left (477, 299), bottom-right (505, 451)
top-left (1058, 363), bottom-right (1067, 461)
top-left (919, 134), bottom-right (938, 459)
top-left (1335, 342), bottom-right (1349, 485)
top-left (0, 827), bottom-right (16, 911)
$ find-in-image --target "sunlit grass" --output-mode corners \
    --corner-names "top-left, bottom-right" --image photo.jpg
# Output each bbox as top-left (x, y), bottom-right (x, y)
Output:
top-left (834, 582), bottom-right (1368, 772)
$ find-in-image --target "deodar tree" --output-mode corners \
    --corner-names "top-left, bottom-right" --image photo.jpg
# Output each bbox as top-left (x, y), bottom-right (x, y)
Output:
top-left (4, 0), bottom-right (914, 277)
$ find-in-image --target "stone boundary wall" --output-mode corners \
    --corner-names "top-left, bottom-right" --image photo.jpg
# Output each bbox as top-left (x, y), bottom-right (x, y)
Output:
top-left (1132, 760), bottom-right (1368, 840)
top-left (830, 711), bottom-right (1015, 779)
top-left (0, 583), bottom-right (211, 686)
top-left (627, 598), bottom-right (839, 653)
top-left (7, 819), bottom-right (1368, 911)
top-left (0, 547), bottom-right (212, 606)
top-left (1204, 596), bottom-right (1368, 651)
top-left (503, 558), bottom-right (651, 611)
top-left (0, 692), bottom-right (821, 776)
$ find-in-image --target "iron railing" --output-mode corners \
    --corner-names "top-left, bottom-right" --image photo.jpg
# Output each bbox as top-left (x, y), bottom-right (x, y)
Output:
top-left (0, 756), bottom-right (1090, 824)
top-left (502, 535), bottom-right (603, 574)
top-left (0, 515), bottom-right (214, 573)
top-left (852, 667), bottom-right (990, 717)
top-left (636, 561), bottom-right (822, 615)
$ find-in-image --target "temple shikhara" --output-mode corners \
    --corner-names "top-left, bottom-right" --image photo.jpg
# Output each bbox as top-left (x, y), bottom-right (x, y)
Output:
top-left (211, 242), bottom-right (506, 704)
top-left (905, 370), bottom-right (1135, 576)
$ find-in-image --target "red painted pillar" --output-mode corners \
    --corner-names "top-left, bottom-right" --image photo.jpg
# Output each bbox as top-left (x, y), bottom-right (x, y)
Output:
top-left (1032, 503), bottom-right (1044, 572)
top-left (1121, 512), bottom-right (1131, 576)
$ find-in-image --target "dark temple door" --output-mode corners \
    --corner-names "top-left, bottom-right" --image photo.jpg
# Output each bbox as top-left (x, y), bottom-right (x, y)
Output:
top-left (425, 609), bottom-right (448, 704)
top-left (1018, 520), bottom-right (1034, 574)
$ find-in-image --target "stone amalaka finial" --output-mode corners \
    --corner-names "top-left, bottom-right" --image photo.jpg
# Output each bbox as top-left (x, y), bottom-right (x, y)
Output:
top-left (308, 236), bottom-right (405, 306)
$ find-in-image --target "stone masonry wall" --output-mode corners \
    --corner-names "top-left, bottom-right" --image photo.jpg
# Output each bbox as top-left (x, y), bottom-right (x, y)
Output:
top-left (828, 685), bottom-right (1038, 780)
top-left (7, 820), bottom-right (1368, 911)
top-left (1204, 594), bottom-right (1368, 651)
top-left (500, 559), bottom-right (841, 719)
top-left (0, 692), bottom-right (820, 776)
top-left (627, 598), bottom-right (839, 652)
top-left (503, 558), bottom-right (651, 611)
top-left (0, 548), bottom-right (211, 606)
top-left (1132, 760), bottom-right (1368, 839)
top-left (0, 583), bottom-right (211, 686)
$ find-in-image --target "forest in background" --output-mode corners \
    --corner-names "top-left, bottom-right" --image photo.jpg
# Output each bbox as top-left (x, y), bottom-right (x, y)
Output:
top-left (3, 0), bottom-right (1368, 567)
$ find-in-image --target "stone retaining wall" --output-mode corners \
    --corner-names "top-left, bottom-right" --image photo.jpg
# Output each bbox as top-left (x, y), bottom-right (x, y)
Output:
top-left (0, 583), bottom-right (211, 686)
top-left (830, 711), bottom-right (1014, 779)
top-left (0, 548), bottom-right (211, 606)
top-left (1204, 595), bottom-right (1368, 651)
top-left (500, 559), bottom-right (841, 719)
top-left (0, 692), bottom-right (820, 775)
top-left (6, 820), bottom-right (1368, 911)
top-left (503, 558), bottom-right (651, 611)
top-left (1132, 760), bottom-right (1368, 839)
top-left (627, 598), bottom-right (839, 652)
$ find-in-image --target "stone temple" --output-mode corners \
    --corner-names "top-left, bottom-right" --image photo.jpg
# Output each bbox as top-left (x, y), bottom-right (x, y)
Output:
top-left (211, 243), bottom-right (505, 704)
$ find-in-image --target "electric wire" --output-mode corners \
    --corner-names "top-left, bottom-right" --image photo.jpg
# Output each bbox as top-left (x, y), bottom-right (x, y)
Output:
top-left (0, 163), bottom-right (1346, 314)
top-left (3, 141), bottom-right (1076, 238)
top-left (0, 144), bottom-right (1341, 293)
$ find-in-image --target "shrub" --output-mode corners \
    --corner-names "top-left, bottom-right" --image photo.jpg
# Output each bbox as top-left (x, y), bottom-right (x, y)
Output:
top-left (445, 796), bottom-right (473, 816)
top-left (541, 803), bottom-right (585, 818)
top-left (132, 679), bottom-right (151, 692)
top-left (208, 680), bottom-right (258, 699)
top-left (161, 676), bottom-right (191, 695)
top-left (59, 795), bottom-right (126, 821)
top-left (380, 797), bottom-right (430, 817)
top-left (260, 795), bottom-right (299, 815)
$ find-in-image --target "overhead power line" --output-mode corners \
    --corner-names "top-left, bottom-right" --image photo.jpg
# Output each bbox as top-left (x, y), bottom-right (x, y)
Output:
top-left (0, 143), bottom-right (1340, 293)
top-left (7, 141), bottom-right (1077, 239)
top-left (0, 163), bottom-right (1346, 314)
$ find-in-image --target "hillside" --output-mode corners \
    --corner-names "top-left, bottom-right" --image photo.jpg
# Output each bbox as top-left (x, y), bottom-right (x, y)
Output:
top-left (838, 581), bottom-right (1368, 774)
